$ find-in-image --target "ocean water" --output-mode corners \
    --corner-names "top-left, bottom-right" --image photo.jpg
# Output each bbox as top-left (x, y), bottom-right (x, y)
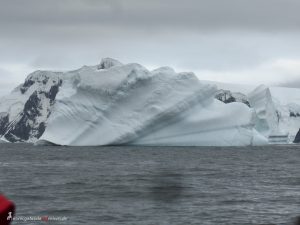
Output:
top-left (0, 144), bottom-right (299, 225)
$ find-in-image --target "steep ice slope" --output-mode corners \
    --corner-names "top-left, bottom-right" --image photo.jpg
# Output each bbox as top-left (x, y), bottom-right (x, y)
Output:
top-left (39, 59), bottom-right (267, 146)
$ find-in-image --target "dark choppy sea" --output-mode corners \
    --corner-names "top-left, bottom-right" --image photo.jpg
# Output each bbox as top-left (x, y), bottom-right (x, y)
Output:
top-left (0, 144), bottom-right (299, 225)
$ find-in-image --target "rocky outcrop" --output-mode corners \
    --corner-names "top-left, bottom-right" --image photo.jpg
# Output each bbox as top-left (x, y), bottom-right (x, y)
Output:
top-left (288, 103), bottom-right (300, 118)
top-left (0, 113), bottom-right (9, 136)
top-left (293, 129), bottom-right (300, 143)
top-left (215, 89), bottom-right (250, 107)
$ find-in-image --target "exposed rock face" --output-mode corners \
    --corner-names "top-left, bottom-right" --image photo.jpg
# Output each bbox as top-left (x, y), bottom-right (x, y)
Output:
top-left (215, 89), bottom-right (250, 107)
top-left (290, 112), bottom-right (300, 117)
top-left (0, 71), bottom-right (62, 142)
top-left (288, 103), bottom-right (300, 117)
top-left (293, 129), bottom-right (300, 143)
top-left (0, 113), bottom-right (9, 136)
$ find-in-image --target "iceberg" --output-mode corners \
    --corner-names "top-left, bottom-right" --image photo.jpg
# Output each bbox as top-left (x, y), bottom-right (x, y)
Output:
top-left (201, 80), bottom-right (300, 143)
top-left (0, 58), bottom-right (271, 146)
top-left (37, 58), bottom-right (267, 146)
top-left (248, 85), bottom-right (279, 137)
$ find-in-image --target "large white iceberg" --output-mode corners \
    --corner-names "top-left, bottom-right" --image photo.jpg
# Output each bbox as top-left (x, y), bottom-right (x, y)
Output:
top-left (38, 58), bottom-right (267, 146)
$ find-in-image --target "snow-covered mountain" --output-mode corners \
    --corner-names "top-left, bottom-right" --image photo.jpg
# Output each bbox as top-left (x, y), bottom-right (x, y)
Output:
top-left (0, 58), bottom-right (299, 146)
top-left (0, 71), bottom-right (62, 142)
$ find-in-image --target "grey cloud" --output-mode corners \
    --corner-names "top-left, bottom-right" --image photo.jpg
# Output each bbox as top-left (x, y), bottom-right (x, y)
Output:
top-left (0, 0), bottom-right (300, 32)
top-left (0, 0), bottom-right (300, 96)
top-left (0, 68), bottom-right (23, 96)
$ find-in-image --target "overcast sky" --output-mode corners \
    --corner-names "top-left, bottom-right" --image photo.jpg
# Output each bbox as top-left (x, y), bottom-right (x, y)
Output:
top-left (1, 0), bottom-right (300, 96)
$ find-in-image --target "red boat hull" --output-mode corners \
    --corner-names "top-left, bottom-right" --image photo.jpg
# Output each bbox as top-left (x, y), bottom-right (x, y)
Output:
top-left (0, 195), bottom-right (15, 225)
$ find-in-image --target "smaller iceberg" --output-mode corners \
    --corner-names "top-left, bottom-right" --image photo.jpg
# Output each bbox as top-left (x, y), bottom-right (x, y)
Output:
top-left (248, 85), bottom-right (279, 137)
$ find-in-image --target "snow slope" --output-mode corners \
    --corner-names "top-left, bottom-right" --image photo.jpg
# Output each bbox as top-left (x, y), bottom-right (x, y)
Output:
top-left (37, 58), bottom-right (267, 146)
